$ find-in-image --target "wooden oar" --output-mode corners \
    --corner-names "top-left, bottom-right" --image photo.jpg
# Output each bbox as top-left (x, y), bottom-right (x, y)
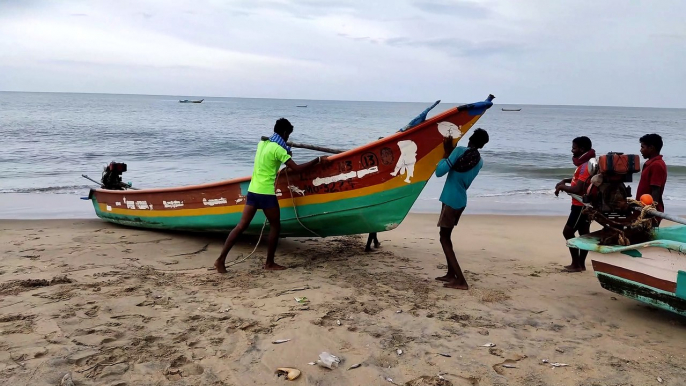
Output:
top-left (568, 193), bottom-right (686, 226)
top-left (260, 136), bottom-right (345, 154)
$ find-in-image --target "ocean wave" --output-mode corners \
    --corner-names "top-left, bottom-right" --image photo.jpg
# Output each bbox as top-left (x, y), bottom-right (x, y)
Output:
top-left (476, 189), bottom-right (554, 198)
top-left (0, 185), bottom-right (94, 194)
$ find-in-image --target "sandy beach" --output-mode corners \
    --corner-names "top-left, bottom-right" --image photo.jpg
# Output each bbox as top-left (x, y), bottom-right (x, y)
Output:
top-left (1, 214), bottom-right (685, 386)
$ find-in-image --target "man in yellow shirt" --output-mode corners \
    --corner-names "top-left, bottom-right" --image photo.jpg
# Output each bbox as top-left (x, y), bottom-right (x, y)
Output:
top-left (215, 118), bottom-right (326, 272)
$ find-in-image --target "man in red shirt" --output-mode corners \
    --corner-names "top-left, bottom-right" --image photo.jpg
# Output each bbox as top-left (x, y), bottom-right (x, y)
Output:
top-left (555, 136), bottom-right (595, 272)
top-left (636, 134), bottom-right (667, 224)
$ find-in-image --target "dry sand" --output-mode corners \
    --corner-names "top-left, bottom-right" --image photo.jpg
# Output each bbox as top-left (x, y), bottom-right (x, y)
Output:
top-left (1, 214), bottom-right (685, 386)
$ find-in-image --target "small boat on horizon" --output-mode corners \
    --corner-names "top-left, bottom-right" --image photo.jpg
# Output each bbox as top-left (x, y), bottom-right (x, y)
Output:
top-left (501, 108), bottom-right (521, 111)
top-left (296, 105), bottom-right (307, 108)
top-left (179, 99), bottom-right (204, 103)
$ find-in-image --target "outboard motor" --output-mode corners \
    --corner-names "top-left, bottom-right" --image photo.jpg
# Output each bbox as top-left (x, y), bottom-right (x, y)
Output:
top-left (101, 162), bottom-right (129, 190)
top-left (583, 152), bottom-right (641, 220)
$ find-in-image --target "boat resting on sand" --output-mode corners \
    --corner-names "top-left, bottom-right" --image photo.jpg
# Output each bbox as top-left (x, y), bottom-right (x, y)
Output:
top-left (179, 99), bottom-right (204, 103)
top-left (568, 225), bottom-right (686, 316)
top-left (88, 95), bottom-right (495, 237)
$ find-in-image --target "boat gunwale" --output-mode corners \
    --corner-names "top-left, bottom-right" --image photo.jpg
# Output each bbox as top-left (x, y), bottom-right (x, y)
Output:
top-left (91, 104), bottom-right (470, 196)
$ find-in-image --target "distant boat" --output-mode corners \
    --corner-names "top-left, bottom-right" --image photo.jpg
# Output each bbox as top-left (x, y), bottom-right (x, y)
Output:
top-left (296, 105), bottom-right (307, 108)
top-left (501, 108), bottom-right (521, 111)
top-left (179, 99), bottom-right (204, 103)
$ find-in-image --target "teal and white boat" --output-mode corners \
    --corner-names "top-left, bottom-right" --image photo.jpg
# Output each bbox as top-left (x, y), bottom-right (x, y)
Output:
top-left (568, 224), bottom-right (686, 316)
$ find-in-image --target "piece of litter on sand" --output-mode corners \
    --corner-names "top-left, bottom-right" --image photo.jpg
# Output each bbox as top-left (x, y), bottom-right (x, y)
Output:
top-left (317, 352), bottom-right (341, 369)
top-left (502, 364), bottom-right (517, 368)
top-left (277, 285), bottom-right (311, 296)
top-left (657, 376), bottom-right (663, 383)
top-left (308, 362), bottom-right (316, 366)
top-left (481, 343), bottom-right (496, 347)
top-left (542, 359), bottom-right (549, 363)
top-left (396, 310), bottom-right (402, 313)
top-left (272, 339), bottom-right (291, 344)
top-left (294, 297), bottom-right (309, 304)
top-left (275, 367), bottom-right (301, 381)
top-left (348, 363), bottom-right (361, 370)
top-left (337, 320), bottom-right (341, 326)
top-left (550, 363), bottom-right (569, 368)
top-left (438, 353), bottom-right (451, 357)
top-left (60, 373), bottom-right (75, 386)
top-left (397, 349), bottom-right (403, 356)
top-left (555, 348), bottom-right (565, 353)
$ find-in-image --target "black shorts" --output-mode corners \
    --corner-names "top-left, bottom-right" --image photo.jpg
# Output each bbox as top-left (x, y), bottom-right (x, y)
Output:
top-left (437, 204), bottom-right (466, 228)
top-left (246, 192), bottom-right (279, 210)
top-left (566, 205), bottom-right (590, 230)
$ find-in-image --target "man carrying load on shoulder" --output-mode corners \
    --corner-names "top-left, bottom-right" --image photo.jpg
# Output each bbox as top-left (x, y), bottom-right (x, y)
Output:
top-left (555, 136), bottom-right (595, 272)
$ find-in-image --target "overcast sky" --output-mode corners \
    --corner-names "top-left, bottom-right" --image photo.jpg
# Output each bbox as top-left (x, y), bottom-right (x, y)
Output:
top-left (0, 0), bottom-right (684, 107)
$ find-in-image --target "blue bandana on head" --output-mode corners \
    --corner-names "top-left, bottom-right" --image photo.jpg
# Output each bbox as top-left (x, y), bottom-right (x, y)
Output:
top-left (269, 133), bottom-right (291, 153)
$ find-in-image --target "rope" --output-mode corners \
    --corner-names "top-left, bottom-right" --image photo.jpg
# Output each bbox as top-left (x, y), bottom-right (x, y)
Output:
top-left (583, 198), bottom-right (657, 246)
top-left (284, 168), bottom-right (321, 238)
top-left (224, 166), bottom-right (320, 268)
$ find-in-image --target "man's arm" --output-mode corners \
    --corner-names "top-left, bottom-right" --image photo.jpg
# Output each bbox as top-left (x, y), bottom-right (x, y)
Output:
top-left (284, 156), bottom-right (327, 173)
top-left (648, 165), bottom-right (667, 208)
top-left (436, 138), bottom-right (462, 178)
top-left (559, 182), bottom-right (586, 195)
top-left (650, 185), bottom-right (663, 207)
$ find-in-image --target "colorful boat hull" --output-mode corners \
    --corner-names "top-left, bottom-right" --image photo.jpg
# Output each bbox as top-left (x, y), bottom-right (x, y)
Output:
top-left (568, 225), bottom-right (686, 316)
top-left (89, 96), bottom-right (494, 237)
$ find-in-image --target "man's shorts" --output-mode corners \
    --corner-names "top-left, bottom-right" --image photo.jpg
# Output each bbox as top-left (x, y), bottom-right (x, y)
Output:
top-left (566, 205), bottom-right (590, 230)
top-left (437, 203), bottom-right (466, 228)
top-left (246, 192), bottom-right (279, 210)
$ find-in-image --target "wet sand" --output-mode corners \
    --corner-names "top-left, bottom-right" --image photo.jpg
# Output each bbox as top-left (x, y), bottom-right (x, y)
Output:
top-left (1, 215), bottom-right (685, 385)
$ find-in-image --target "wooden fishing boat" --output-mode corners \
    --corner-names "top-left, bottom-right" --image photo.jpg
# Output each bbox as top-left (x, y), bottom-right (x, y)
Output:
top-left (179, 99), bottom-right (204, 103)
top-left (568, 226), bottom-right (686, 316)
top-left (88, 95), bottom-right (495, 237)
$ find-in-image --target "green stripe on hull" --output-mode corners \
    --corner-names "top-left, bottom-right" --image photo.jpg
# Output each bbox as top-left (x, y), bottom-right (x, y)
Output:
top-left (92, 182), bottom-right (427, 237)
top-left (596, 272), bottom-right (686, 316)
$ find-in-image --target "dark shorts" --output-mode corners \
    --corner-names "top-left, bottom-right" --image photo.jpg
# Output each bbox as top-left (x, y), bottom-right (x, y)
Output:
top-left (246, 192), bottom-right (279, 210)
top-left (566, 205), bottom-right (590, 230)
top-left (437, 203), bottom-right (465, 228)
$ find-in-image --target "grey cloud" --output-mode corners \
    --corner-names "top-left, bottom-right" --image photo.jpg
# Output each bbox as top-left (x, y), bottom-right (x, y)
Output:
top-left (384, 36), bottom-right (526, 57)
top-left (413, 0), bottom-right (491, 18)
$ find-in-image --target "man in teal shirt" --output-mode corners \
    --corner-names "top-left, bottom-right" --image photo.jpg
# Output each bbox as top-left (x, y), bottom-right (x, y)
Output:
top-left (215, 118), bottom-right (326, 273)
top-left (434, 128), bottom-right (489, 290)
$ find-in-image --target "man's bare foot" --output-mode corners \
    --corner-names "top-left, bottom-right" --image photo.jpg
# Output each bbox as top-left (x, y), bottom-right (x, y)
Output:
top-left (435, 275), bottom-right (453, 282)
top-left (364, 247), bottom-right (372, 253)
top-left (561, 266), bottom-right (583, 273)
top-left (264, 263), bottom-right (287, 271)
top-left (443, 280), bottom-right (469, 290)
top-left (374, 242), bottom-right (381, 249)
top-left (214, 260), bottom-right (228, 274)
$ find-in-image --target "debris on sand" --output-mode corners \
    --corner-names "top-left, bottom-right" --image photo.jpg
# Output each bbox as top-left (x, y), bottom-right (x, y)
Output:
top-left (275, 367), bottom-right (301, 380)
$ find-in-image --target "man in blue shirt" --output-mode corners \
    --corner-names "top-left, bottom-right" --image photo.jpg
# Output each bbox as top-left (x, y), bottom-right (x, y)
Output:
top-left (434, 128), bottom-right (489, 290)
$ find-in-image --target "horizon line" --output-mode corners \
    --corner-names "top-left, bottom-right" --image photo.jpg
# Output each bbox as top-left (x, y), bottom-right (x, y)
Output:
top-left (0, 89), bottom-right (683, 110)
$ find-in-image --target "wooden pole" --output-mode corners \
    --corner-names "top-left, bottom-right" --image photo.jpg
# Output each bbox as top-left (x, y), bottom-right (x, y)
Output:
top-left (260, 136), bottom-right (345, 154)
